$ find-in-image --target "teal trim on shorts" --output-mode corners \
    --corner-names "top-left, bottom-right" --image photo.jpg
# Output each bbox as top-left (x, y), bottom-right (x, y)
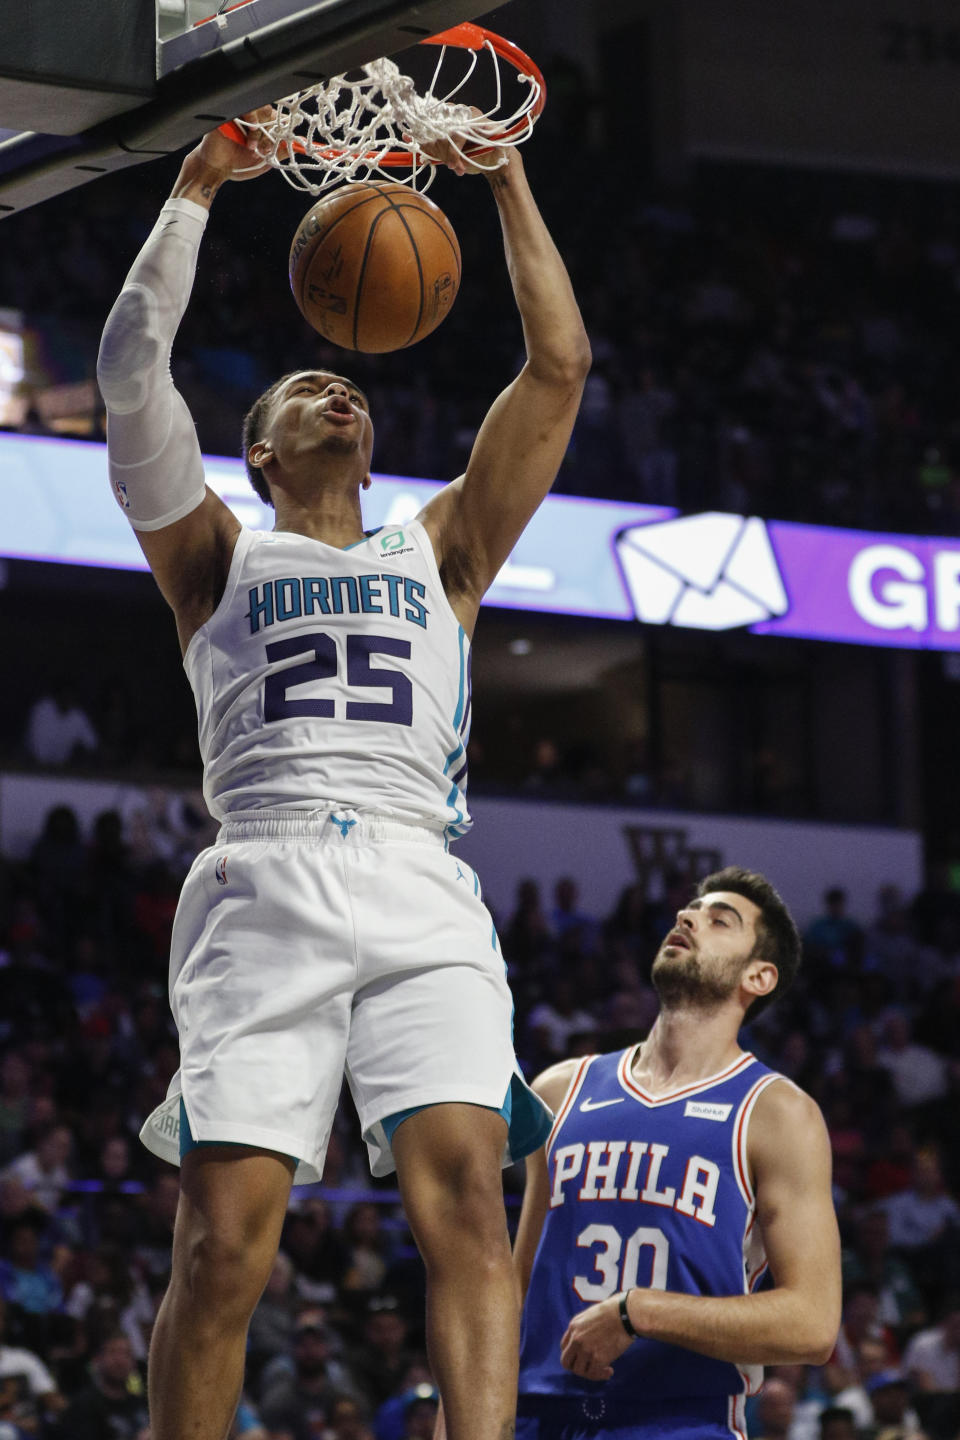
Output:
top-left (380, 1083), bottom-right (514, 1147)
top-left (178, 1098), bottom-right (301, 1165)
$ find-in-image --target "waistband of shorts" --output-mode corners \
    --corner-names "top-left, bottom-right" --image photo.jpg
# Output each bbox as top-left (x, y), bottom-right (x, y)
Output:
top-left (216, 807), bottom-right (446, 847)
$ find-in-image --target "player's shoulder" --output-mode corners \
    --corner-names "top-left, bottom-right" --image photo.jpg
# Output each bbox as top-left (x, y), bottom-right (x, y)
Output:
top-left (749, 1076), bottom-right (829, 1156)
top-left (531, 1055), bottom-right (592, 1113)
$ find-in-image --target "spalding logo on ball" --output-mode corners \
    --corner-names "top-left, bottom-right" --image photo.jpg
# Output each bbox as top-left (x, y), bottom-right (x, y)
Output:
top-left (289, 181), bottom-right (462, 353)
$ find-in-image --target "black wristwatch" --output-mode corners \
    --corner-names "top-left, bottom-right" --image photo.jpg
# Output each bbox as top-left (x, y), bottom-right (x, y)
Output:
top-left (618, 1290), bottom-right (638, 1338)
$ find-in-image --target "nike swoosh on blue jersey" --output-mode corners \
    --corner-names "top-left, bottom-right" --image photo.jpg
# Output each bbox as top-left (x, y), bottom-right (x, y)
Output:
top-left (580, 1097), bottom-right (626, 1112)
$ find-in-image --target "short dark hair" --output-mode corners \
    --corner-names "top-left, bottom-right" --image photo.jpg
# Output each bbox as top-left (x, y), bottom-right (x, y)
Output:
top-left (695, 866), bottom-right (801, 1022)
top-left (241, 371), bottom-right (302, 507)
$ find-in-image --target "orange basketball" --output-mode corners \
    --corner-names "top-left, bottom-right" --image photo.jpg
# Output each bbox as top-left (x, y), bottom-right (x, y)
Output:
top-left (288, 181), bottom-right (462, 353)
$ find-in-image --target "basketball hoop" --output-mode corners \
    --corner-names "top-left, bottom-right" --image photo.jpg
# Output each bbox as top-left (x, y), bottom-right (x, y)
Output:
top-left (217, 23), bottom-right (545, 194)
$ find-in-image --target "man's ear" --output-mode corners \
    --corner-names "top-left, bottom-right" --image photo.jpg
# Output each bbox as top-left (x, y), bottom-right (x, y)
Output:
top-left (248, 442), bottom-right (273, 470)
top-left (361, 472), bottom-right (372, 491)
top-left (742, 957), bottom-right (778, 1004)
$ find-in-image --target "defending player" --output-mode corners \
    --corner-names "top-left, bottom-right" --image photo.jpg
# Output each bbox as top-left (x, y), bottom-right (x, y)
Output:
top-left (96, 117), bottom-right (590, 1440)
top-left (513, 867), bottom-right (842, 1440)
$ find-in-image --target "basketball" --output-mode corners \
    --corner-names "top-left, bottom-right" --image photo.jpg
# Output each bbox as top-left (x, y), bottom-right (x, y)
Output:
top-left (288, 181), bottom-right (462, 353)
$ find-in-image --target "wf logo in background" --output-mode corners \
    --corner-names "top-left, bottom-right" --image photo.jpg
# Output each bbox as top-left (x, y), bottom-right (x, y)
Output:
top-left (623, 825), bottom-right (722, 898)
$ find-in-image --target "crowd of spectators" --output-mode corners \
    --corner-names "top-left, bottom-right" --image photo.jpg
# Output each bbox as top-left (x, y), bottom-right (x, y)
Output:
top-left (3, 107), bottom-right (960, 536)
top-left (0, 789), bottom-right (958, 1436)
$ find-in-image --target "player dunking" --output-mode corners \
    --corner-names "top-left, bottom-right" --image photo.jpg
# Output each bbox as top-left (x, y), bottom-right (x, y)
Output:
top-left (96, 116), bottom-right (590, 1440)
top-left (513, 867), bottom-right (842, 1440)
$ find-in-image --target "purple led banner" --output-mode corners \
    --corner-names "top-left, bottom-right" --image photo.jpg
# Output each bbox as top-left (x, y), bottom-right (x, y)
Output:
top-left (2, 432), bottom-right (960, 648)
top-left (613, 512), bottom-right (960, 649)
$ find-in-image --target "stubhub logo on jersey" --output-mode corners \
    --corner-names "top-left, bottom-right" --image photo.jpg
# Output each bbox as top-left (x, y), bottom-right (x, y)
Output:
top-left (614, 512), bottom-right (960, 650)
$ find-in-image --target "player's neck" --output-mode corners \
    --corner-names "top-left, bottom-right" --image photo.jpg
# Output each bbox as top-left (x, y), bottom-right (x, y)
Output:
top-left (271, 482), bottom-right (367, 548)
top-left (632, 1009), bottom-right (745, 1094)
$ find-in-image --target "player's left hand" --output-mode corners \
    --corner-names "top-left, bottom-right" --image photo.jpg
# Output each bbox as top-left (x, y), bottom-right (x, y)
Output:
top-left (417, 107), bottom-right (513, 175)
top-left (560, 1295), bottom-right (635, 1380)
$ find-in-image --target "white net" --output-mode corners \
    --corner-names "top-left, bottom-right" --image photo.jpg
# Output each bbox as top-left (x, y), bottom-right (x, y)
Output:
top-left (231, 37), bottom-right (542, 194)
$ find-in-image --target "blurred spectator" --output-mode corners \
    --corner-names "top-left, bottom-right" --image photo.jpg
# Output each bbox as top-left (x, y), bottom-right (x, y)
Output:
top-left (876, 1018), bottom-right (950, 1112)
top-left (804, 889), bottom-right (864, 974)
top-left (0, 1214), bottom-right (64, 1322)
top-left (863, 1369), bottom-right (926, 1440)
top-left (342, 1205), bottom-right (388, 1295)
top-left (754, 1375), bottom-right (799, 1440)
top-left (827, 1284), bottom-right (898, 1394)
top-left (24, 684), bottom-right (98, 768)
top-left (346, 1296), bottom-right (414, 1408)
top-left (818, 1407), bottom-right (859, 1440)
top-left (56, 1331), bottom-right (149, 1439)
top-left (283, 1199), bottom-right (349, 1305)
top-left (258, 1308), bottom-right (361, 1436)
top-left (841, 1207), bottom-right (926, 1335)
top-left (902, 1297), bottom-right (960, 1391)
top-left (0, 1293), bottom-right (64, 1433)
top-left (326, 1394), bottom-right (375, 1440)
top-left (504, 879), bottom-right (553, 972)
top-left (0, 1055), bottom-right (31, 1168)
top-left (550, 877), bottom-right (599, 950)
top-left (3, 1125), bottom-right (73, 1213)
top-left (401, 1385), bottom-right (438, 1440)
top-left (881, 1149), bottom-right (960, 1252)
top-left (248, 1252), bottom-right (299, 1380)
top-left (526, 976), bottom-right (597, 1063)
top-left (64, 1245), bottom-right (154, 1360)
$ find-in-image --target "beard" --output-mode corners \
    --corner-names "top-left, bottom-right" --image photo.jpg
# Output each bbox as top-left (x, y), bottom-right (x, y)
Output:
top-left (651, 944), bottom-right (743, 1011)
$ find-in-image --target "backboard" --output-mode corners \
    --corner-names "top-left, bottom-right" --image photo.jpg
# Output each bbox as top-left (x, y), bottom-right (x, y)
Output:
top-left (0, 0), bottom-right (493, 217)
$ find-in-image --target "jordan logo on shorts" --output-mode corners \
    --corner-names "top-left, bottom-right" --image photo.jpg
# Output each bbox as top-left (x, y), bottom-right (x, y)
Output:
top-left (330, 814), bottom-right (357, 838)
top-left (215, 856), bottom-right (228, 885)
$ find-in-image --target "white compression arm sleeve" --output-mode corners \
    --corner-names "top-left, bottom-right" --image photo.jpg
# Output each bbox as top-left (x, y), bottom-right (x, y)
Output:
top-left (97, 198), bottom-right (210, 531)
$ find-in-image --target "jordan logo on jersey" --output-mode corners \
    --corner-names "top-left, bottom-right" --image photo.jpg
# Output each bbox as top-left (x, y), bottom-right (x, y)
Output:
top-left (550, 1139), bottom-right (720, 1226)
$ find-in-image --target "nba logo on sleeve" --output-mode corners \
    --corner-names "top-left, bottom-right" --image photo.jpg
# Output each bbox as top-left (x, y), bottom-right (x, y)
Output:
top-left (114, 479), bottom-right (130, 509)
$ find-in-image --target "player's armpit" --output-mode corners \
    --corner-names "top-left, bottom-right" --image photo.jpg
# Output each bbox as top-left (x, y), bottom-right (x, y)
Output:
top-left (132, 488), bottom-right (241, 650)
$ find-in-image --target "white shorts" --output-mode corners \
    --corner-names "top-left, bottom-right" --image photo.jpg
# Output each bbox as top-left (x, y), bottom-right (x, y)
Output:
top-left (140, 807), bottom-right (551, 1184)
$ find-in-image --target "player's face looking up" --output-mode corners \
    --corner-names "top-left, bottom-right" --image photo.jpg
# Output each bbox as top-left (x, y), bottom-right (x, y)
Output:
top-left (651, 889), bottom-right (777, 1011)
top-left (258, 370), bottom-right (374, 481)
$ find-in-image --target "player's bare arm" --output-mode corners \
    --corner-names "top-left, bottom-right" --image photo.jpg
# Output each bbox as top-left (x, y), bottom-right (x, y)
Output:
top-left (559, 1080), bottom-right (842, 1380)
top-left (513, 1059), bottom-right (581, 1302)
top-left (97, 120), bottom-right (270, 652)
top-left (419, 149), bottom-right (591, 637)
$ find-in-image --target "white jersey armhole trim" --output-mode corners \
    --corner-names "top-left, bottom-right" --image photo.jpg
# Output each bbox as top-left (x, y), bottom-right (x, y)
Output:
top-left (182, 524), bottom-right (255, 671)
top-left (731, 1070), bottom-right (787, 1210)
top-left (544, 1054), bottom-right (596, 1159)
top-left (405, 518), bottom-right (469, 637)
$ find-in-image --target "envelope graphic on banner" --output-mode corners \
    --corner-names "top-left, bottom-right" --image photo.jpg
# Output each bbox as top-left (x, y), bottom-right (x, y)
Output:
top-left (614, 512), bottom-right (789, 630)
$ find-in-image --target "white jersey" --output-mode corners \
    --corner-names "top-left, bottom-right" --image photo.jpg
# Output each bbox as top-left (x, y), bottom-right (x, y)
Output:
top-left (184, 518), bottom-right (472, 836)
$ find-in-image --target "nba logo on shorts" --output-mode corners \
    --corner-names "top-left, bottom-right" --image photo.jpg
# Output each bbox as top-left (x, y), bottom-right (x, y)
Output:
top-left (215, 856), bottom-right (229, 886)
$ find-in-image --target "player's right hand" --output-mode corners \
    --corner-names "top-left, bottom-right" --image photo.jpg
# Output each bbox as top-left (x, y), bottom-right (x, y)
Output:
top-left (193, 106), bottom-right (276, 182)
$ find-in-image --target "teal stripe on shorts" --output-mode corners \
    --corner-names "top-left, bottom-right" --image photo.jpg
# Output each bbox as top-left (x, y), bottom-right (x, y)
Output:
top-left (380, 1083), bottom-right (514, 1147)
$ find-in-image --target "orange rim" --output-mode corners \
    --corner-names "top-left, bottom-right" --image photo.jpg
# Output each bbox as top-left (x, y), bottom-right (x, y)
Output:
top-left (218, 22), bottom-right (545, 166)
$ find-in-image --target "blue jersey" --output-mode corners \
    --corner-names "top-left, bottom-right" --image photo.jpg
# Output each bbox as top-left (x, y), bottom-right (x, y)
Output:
top-left (519, 1046), bottom-right (787, 1429)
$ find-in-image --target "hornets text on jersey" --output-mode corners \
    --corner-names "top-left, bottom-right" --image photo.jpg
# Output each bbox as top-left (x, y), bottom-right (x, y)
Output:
top-left (183, 518), bottom-right (472, 837)
top-left (518, 1047), bottom-right (789, 1435)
